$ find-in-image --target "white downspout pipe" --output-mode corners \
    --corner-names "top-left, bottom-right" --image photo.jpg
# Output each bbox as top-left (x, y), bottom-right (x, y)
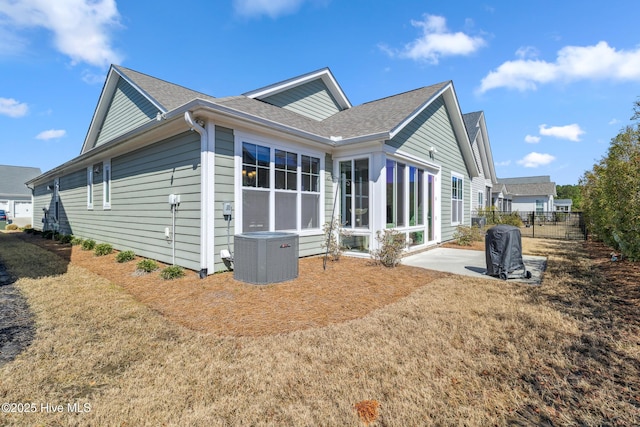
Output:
top-left (184, 111), bottom-right (209, 278)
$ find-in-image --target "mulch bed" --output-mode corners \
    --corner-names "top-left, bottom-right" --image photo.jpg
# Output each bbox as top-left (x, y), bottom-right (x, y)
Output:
top-left (13, 233), bottom-right (448, 337)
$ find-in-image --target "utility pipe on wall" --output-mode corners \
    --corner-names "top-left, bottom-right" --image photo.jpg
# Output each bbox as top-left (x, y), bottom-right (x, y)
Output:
top-left (184, 111), bottom-right (209, 278)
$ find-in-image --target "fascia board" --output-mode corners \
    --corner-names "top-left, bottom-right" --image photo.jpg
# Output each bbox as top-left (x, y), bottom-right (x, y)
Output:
top-left (79, 66), bottom-right (168, 155)
top-left (243, 68), bottom-right (352, 110)
top-left (29, 115), bottom-right (183, 186)
top-left (388, 83), bottom-right (450, 141)
top-left (80, 67), bottom-right (119, 155)
top-left (442, 84), bottom-right (480, 178)
top-left (114, 66), bottom-right (167, 113)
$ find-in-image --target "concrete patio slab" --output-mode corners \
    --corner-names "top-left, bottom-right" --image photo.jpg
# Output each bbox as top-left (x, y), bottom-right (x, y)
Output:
top-left (403, 247), bottom-right (547, 286)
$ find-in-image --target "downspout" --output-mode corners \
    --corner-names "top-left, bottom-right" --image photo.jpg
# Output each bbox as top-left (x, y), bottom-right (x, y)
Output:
top-left (184, 111), bottom-right (209, 278)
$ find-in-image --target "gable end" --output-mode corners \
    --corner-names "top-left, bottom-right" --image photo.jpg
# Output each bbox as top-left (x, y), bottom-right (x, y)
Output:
top-left (95, 77), bottom-right (161, 147)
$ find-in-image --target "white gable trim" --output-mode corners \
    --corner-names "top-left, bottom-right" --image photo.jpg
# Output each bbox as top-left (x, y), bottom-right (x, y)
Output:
top-left (80, 66), bottom-right (167, 155)
top-left (243, 68), bottom-right (352, 110)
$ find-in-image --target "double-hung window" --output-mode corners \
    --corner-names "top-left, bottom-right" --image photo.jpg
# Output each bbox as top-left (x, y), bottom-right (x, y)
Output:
top-left (451, 174), bottom-right (464, 224)
top-left (242, 141), bottom-right (321, 233)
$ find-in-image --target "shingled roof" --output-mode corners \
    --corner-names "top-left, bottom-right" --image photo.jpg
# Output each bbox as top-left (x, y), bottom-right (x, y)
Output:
top-left (114, 65), bottom-right (216, 111)
top-left (497, 176), bottom-right (557, 197)
top-left (114, 65), bottom-right (450, 141)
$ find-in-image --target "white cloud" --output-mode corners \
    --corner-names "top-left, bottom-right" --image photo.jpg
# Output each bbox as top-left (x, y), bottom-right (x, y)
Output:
top-left (233, 0), bottom-right (306, 18)
top-left (36, 129), bottom-right (66, 140)
top-left (384, 14), bottom-right (486, 64)
top-left (0, 97), bottom-right (28, 117)
top-left (525, 135), bottom-right (541, 144)
top-left (608, 118), bottom-right (620, 125)
top-left (0, 0), bottom-right (122, 67)
top-left (539, 123), bottom-right (585, 141)
top-left (478, 41), bottom-right (640, 93)
top-left (495, 160), bottom-right (511, 167)
top-left (517, 152), bottom-right (555, 168)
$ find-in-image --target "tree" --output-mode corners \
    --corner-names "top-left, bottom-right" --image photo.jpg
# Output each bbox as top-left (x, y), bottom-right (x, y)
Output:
top-left (580, 124), bottom-right (640, 260)
top-left (556, 184), bottom-right (583, 210)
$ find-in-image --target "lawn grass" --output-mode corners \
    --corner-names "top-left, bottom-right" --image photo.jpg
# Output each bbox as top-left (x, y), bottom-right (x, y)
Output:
top-left (0, 232), bottom-right (638, 425)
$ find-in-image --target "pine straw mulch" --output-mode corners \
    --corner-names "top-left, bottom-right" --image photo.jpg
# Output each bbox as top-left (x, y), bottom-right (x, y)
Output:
top-left (14, 233), bottom-right (448, 337)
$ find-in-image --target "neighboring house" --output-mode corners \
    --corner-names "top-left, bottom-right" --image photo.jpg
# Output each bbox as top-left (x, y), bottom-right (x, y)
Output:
top-left (494, 176), bottom-right (557, 213)
top-left (27, 65), bottom-right (482, 275)
top-left (555, 199), bottom-right (572, 212)
top-left (491, 183), bottom-right (512, 213)
top-left (463, 111), bottom-right (497, 215)
top-left (0, 165), bottom-right (42, 226)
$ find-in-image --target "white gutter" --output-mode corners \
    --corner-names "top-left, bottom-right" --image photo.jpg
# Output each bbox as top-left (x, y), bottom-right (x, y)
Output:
top-left (184, 111), bottom-right (210, 278)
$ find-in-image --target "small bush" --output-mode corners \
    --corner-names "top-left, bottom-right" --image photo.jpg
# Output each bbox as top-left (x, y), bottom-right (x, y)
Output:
top-left (71, 236), bottom-right (84, 246)
top-left (94, 243), bottom-right (113, 256)
top-left (42, 230), bottom-right (55, 239)
top-left (59, 234), bottom-right (73, 244)
top-left (453, 225), bottom-right (484, 246)
top-left (320, 217), bottom-right (352, 261)
top-left (53, 232), bottom-right (63, 241)
top-left (371, 229), bottom-right (406, 267)
top-left (136, 259), bottom-right (159, 273)
top-left (115, 250), bottom-right (136, 263)
top-left (23, 224), bottom-right (32, 230)
top-left (160, 265), bottom-right (185, 280)
top-left (81, 239), bottom-right (96, 251)
top-left (496, 212), bottom-right (524, 227)
top-left (24, 227), bottom-right (34, 234)
top-left (4, 223), bottom-right (18, 230)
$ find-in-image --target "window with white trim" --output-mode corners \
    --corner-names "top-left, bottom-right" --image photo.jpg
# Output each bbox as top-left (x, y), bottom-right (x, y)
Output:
top-left (451, 174), bottom-right (464, 224)
top-left (477, 191), bottom-right (484, 210)
top-left (242, 142), bottom-right (321, 232)
top-left (386, 160), bottom-right (425, 229)
top-left (340, 158), bottom-right (369, 229)
top-left (87, 167), bottom-right (94, 209)
top-left (103, 160), bottom-right (111, 209)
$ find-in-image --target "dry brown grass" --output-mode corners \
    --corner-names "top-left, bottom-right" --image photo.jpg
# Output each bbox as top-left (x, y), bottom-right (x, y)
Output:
top-left (0, 231), bottom-right (638, 426)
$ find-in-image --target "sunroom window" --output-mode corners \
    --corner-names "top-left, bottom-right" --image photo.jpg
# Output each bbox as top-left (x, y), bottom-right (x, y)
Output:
top-left (340, 158), bottom-right (369, 229)
top-left (242, 141), bottom-right (321, 233)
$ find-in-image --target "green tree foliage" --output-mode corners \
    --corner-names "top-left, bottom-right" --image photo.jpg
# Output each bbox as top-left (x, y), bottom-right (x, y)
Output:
top-left (580, 124), bottom-right (640, 260)
top-left (556, 184), bottom-right (583, 210)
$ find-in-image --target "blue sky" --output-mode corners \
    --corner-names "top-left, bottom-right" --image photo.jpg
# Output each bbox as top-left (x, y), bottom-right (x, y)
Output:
top-left (1, 0), bottom-right (639, 185)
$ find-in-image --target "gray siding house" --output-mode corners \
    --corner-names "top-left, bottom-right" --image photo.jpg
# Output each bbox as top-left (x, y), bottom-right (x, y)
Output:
top-left (0, 164), bottom-right (42, 226)
top-left (494, 176), bottom-right (557, 213)
top-left (27, 66), bottom-right (480, 275)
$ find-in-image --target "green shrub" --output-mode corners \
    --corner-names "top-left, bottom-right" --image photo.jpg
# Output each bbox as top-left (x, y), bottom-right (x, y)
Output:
top-left (4, 223), bottom-right (18, 230)
top-left (71, 236), bottom-right (84, 246)
top-left (81, 239), bottom-right (96, 251)
top-left (136, 259), bottom-right (159, 273)
top-left (496, 212), bottom-right (524, 227)
top-left (370, 229), bottom-right (406, 267)
top-left (115, 250), bottom-right (136, 263)
top-left (453, 225), bottom-right (484, 246)
top-left (94, 243), bottom-right (113, 256)
top-left (53, 232), bottom-right (63, 241)
top-left (59, 234), bottom-right (73, 244)
top-left (160, 265), bottom-right (185, 280)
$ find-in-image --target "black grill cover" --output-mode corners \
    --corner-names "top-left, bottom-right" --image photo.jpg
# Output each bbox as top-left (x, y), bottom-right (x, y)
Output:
top-left (485, 225), bottom-right (526, 279)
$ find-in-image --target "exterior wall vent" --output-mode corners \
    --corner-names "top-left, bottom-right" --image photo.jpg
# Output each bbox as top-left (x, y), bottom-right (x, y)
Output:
top-left (233, 232), bottom-right (299, 284)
